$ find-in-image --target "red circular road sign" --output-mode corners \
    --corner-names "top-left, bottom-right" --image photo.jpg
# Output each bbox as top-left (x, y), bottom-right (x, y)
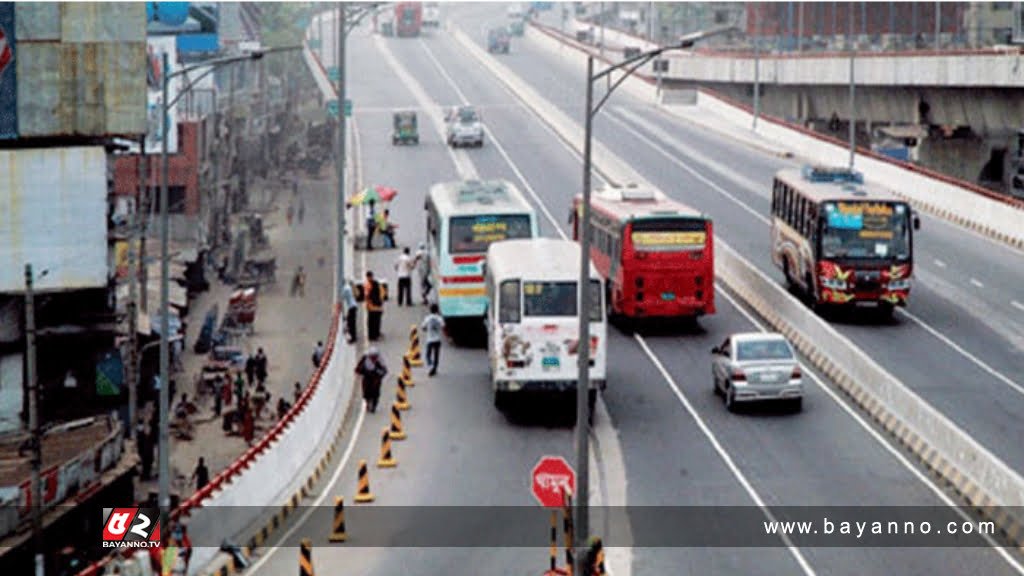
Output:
top-left (531, 455), bottom-right (576, 508)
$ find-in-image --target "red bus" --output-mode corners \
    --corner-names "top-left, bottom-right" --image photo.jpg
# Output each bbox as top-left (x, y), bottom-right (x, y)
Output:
top-left (572, 186), bottom-right (715, 321)
top-left (395, 3), bottom-right (422, 37)
top-left (771, 166), bottom-right (920, 316)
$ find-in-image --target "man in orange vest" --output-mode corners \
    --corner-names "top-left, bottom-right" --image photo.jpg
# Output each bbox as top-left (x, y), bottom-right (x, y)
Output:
top-left (364, 271), bottom-right (386, 341)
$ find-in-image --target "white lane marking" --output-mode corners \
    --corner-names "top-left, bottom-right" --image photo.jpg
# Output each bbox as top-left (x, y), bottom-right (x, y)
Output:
top-left (934, 259), bottom-right (947, 268)
top-left (614, 106), bottom-right (771, 200)
top-left (634, 336), bottom-right (816, 576)
top-left (601, 111), bottom-right (771, 227)
top-left (970, 278), bottom-right (985, 289)
top-left (1013, 300), bottom-right (1024, 313)
top-left (248, 407), bottom-right (366, 573)
top-left (373, 34), bottom-right (478, 179)
top-left (717, 285), bottom-right (1024, 574)
top-left (896, 308), bottom-right (1024, 398)
top-left (422, 34), bottom-right (634, 573)
top-left (604, 99), bottom-right (1024, 404)
top-left (417, 38), bottom-right (567, 237)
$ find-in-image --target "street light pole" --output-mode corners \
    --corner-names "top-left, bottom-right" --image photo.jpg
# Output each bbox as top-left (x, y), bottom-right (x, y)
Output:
top-left (25, 264), bottom-right (43, 576)
top-left (336, 2), bottom-right (347, 302)
top-left (753, 9), bottom-right (761, 131)
top-left (158, 51), bottom-right (172, 534)
top-left (848, 9), bottom-right (856, 170)
top-left (575, 53), bottom-right (596, 576)
top-left (575, 27), bottom-right (735, 573)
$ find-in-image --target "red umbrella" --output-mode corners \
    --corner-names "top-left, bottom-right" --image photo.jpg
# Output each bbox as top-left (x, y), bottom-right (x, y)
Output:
top-left (374, 185), bottom-right (399, 203)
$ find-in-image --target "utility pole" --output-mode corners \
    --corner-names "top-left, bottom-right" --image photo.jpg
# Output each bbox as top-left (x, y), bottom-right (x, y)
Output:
top-left (158, 51), bottom-right (172, 535)
top-left (336, 2), bottom-right (347, 303)
top-left (25, 264), bottom-right (43, 576)
top-left (753, 8), bottom-right (761, 131)
top-left (848, 8), bottom-right (856, 170)
top-left (128, 136), bottom-right (145, 442)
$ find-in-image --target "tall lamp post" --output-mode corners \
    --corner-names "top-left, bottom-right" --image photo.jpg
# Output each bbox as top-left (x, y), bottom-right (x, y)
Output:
top-left (575, 25), bottom-right (735, 574)
top-left (156, 46), bottom-right (299, 532)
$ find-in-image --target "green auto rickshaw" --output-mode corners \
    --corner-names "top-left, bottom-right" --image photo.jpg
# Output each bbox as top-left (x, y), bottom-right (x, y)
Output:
top-left (392, 110), bottom-right (419, 145)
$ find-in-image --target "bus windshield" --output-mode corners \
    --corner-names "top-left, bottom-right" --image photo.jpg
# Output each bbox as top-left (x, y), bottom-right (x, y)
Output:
top-left (820, 201), bottom-right (911, 260)
top-left (629, 218), bottom-right (708, 252)
top-left (523, 280), bottom-right (602, 321)
top-left (450, 214), bottom-right (532, 253)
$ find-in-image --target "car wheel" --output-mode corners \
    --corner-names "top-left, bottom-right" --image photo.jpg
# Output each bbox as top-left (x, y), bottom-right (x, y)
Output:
top-left (712, 374), bottom-right (722, 396)
top-left (725, 388), bottom-right (738, 413)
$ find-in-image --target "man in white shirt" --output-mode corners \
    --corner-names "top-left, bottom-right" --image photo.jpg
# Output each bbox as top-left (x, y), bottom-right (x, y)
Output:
top-left (394, 246), bottom-right (416, 306)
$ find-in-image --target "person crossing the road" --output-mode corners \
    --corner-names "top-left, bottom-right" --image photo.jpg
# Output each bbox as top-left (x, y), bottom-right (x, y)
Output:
top-left (394, 247), bottom-right (416, 307)
top-left (420, 304), bottom-right (446, 377)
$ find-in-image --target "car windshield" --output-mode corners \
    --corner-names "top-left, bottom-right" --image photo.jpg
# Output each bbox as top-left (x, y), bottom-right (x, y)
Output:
top-left (458, 109), bottom-right (479, 123)
top-left (736, 339), bottom-right (793, 361)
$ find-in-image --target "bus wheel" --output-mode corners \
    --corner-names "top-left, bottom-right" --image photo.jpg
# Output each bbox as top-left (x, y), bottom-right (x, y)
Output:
top-left (783, 259), bottom-right (795, 289)
top-left (804, 272), bottom-right (818, 307)
top-left (494, 390), bottom-right (509, 412)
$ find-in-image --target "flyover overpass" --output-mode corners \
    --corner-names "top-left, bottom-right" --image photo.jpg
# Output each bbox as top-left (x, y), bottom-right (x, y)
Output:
top-left (566, 18), bottom-right (1024, 135)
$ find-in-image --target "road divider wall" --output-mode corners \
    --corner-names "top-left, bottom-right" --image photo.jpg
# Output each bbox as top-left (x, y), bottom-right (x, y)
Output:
top-left (456, 23), bottom-right (1024, 549)
top-left (529, 19), bottom-right (1024, 250)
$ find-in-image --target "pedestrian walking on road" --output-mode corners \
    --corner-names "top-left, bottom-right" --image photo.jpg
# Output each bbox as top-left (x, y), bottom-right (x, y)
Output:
top-left (192, 457), bottom-right (210, 491)
top-left (415, 242), bottom-right (432, 305)
top-left (363, 271), bottom-right (386, 341)
top-left (244, 356), bottom-right (256, 387)
top-left (365, 200), bottom-right (377, 250)
top-left (293, 381), bottom-right (303, 403)
top-left (254, 348), bottom-right (268, 386)
top-left (394, 247), bottom-right (415, 307)
top-left (242, 405), bottom-right (255, 446)
top-left (355, 347), bottom-right (387, 413)
top-left (277, 397), bottom-right (291, 420)
top-left (376, 209), bottom-right (396, 248)
top-left (420, 304), bottom-right (446, 377)
top-left (342, 279), bottom-right (358, 343)
top-left (312, 341), bottom-right (325, 368)
top-left (233, 372), bottom-right (244, 403)
top-left (291, 266), bottom-right (306, 297)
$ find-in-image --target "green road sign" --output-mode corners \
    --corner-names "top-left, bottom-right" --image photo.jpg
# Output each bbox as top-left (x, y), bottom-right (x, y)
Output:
top-left (326, 99), bottom-right (352, 118)
top-left (328, 66), bottom-right (340, 82)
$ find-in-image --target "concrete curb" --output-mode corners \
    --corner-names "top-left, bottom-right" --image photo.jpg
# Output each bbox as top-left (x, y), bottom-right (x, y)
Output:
top-left (455, 21), bottom-right (1024, 555)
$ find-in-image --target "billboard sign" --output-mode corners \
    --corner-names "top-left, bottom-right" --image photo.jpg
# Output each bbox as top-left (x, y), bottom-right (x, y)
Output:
top-left (0, 4), bottom-right (16, 139)
top-left (0, 147), bottom-right (110, 293)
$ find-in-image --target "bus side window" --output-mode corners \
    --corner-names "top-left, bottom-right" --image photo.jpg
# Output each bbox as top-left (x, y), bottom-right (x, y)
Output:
top-left (499, 280), bottom-right (521, 323)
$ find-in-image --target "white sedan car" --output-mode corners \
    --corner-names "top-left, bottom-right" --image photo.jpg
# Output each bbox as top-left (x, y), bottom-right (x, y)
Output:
top-left (711, 332), bottom-right (804, 412)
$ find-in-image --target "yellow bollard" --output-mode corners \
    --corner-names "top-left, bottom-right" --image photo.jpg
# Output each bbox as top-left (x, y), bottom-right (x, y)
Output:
top-left (395, 376), bottom-right (410, 411)
top-left (328, 497), bottom-right (347, 543)
top-left (389, 403), bottom-right (407, 440)
top-left (354, 460), bottom-right (375, 503)
top-left (299, 537), bottom-right (315, 575)
top-left (377, 427), bottom-right (397, 468)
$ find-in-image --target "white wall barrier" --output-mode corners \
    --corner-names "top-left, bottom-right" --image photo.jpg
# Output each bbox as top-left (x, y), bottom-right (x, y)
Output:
top-left (459, 21), bottom-right (1024, 544)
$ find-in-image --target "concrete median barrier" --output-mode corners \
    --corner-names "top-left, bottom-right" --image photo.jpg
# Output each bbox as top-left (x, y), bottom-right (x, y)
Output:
top-left (453, 22), bottom-right (1024, 550)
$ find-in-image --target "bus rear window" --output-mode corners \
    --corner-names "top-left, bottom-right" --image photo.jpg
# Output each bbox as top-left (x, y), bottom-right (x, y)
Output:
top-left (450, 215), bottom-right (532, 253)
top-left (523, 281), bottom-right (601, 321)
top-left (629, 218), bottom-right (708, 252)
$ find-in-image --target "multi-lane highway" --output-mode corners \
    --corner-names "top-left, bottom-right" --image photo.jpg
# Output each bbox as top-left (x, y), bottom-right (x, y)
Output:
top-left (248, 5), bottom-right (1024, 575)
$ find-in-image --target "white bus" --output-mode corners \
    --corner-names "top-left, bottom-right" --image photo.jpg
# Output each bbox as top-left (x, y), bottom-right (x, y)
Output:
top-left (423, 2), bottom-right (441, 28)
top-left (425, 179), bottom-right (539, 329)
top-left (484, 238), bottom-right (607, 415)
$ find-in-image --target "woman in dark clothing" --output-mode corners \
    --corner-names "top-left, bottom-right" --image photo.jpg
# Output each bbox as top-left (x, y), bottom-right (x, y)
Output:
top-left (355, 347), bottom-right (387, 413)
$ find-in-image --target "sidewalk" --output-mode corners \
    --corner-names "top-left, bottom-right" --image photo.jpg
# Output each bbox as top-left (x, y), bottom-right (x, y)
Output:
top-left (135, 172), bottom-right (336, 502)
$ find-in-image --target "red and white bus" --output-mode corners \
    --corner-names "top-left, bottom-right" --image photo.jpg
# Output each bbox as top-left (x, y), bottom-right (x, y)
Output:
top-left (771, 166), bottom-right (920, 315)
top-left (572, 186), bottom-right (715, 321)
top-left (395, 3), bottom-right (422, 37)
